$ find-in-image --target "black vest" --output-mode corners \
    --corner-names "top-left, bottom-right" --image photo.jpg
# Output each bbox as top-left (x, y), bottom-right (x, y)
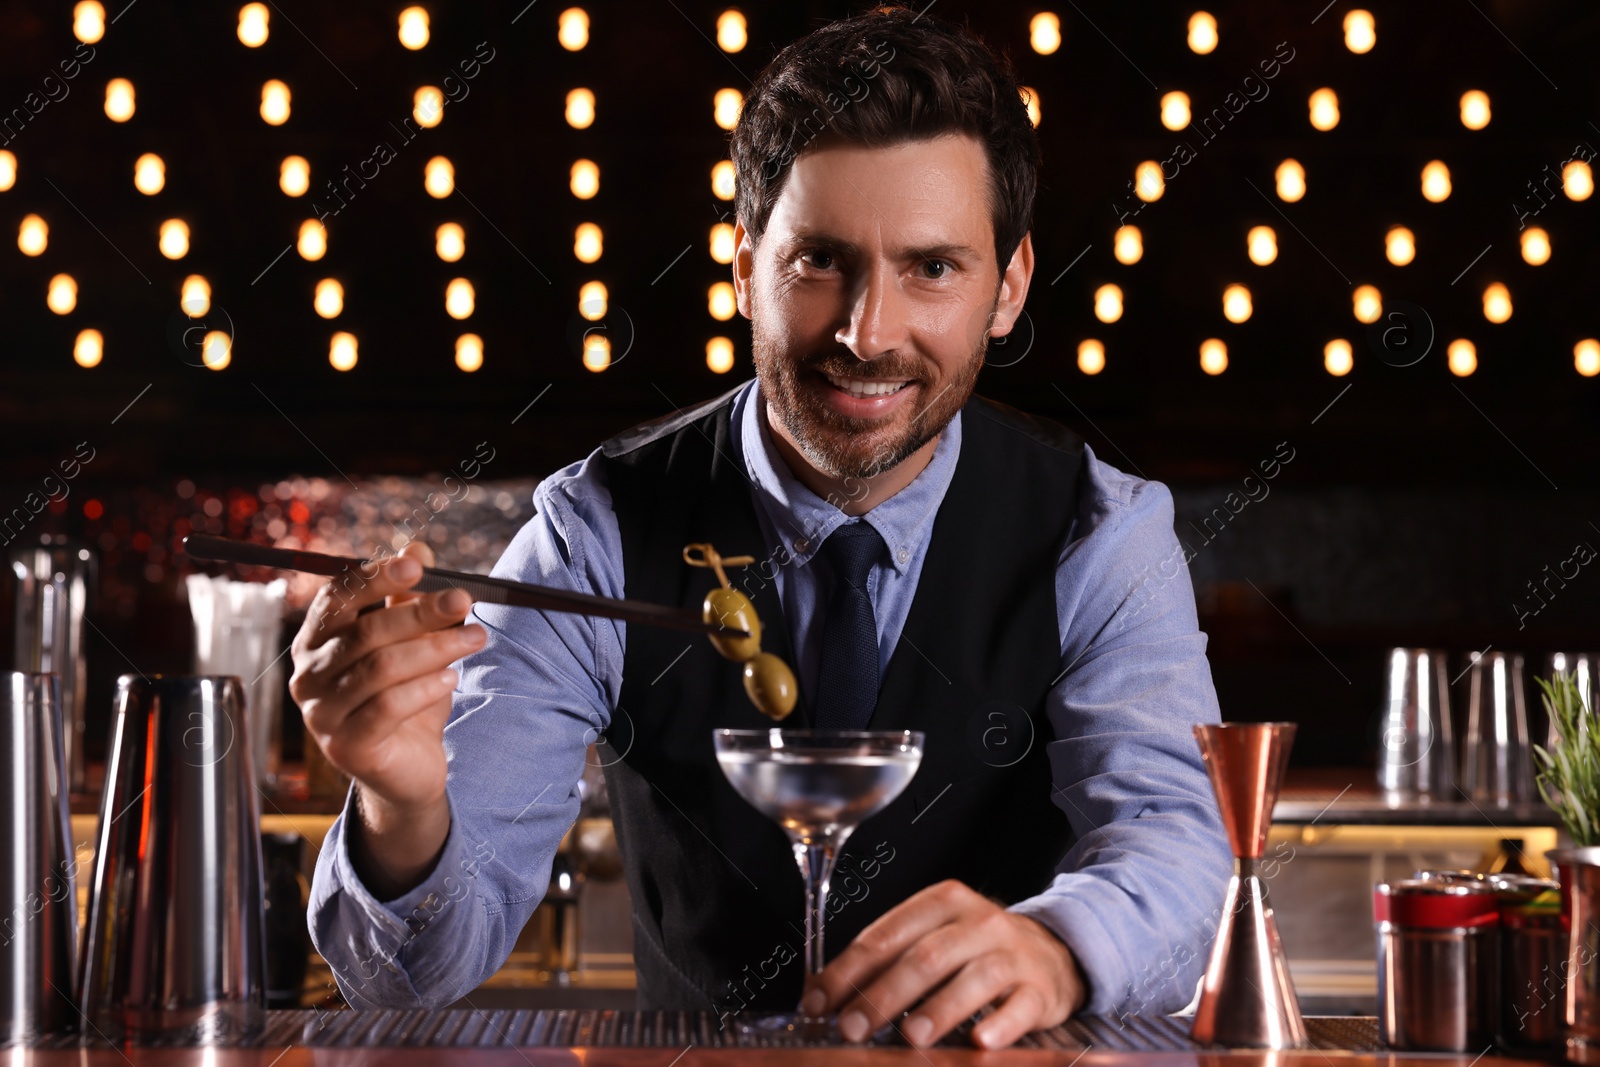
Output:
top-left (598, 383), bottom-right (1085, 1016)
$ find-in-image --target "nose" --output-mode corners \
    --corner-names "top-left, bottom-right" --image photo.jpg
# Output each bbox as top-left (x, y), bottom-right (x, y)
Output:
top-left (835, 260), bottom-right (910, 360)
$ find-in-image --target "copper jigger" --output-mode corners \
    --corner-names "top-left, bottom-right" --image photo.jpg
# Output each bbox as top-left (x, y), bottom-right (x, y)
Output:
top-left (1191, 722), bottom-right (1308, 1049)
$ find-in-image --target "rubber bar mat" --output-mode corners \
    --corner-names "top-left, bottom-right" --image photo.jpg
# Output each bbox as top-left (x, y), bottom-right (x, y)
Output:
top-left (28, 1011), bottom-right (1383, 1050)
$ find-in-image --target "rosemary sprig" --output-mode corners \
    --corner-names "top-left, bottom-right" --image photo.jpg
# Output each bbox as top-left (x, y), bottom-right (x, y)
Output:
top-left (1532, 671), bottom-right (1600, 847)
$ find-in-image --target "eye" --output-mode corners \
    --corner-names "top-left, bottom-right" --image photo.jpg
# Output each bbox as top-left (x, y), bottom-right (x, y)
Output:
top-left (799, 248), bottom-right (836, 271)
top-left (920, 258), bottom-right (952, 279)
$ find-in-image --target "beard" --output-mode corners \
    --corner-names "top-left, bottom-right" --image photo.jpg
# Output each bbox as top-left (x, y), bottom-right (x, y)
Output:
top-left (750, 292), bottom-right (993, 482)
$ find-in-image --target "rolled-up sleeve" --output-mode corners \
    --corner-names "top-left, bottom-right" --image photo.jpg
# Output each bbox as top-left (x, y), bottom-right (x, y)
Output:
top-left (1007, 448), bottom-right (1231, 1018)
top-left (308, 453), bottom-right (627, 1008)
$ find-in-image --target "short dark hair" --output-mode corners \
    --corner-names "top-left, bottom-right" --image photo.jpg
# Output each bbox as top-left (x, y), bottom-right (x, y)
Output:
top-left (730, 4), bottom-right (1040, 283)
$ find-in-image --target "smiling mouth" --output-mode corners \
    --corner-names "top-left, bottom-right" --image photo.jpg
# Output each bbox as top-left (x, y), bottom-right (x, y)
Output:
top-left (820, 370), bottom-right (913, 399)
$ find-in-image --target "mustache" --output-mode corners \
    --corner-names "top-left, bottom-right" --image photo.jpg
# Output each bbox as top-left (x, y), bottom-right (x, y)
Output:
top-left (802, 354), bottom-right (926, 381)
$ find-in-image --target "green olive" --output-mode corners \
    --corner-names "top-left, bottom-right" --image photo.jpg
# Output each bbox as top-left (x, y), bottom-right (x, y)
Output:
top-left (743, 652), bottom-right (797, 721)
top-left (703, 587), bottom-right (762, 661)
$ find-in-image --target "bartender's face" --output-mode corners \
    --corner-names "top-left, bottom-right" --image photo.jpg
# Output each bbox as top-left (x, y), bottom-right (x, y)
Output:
top-left (734, 131), bottom-right (1032, 481)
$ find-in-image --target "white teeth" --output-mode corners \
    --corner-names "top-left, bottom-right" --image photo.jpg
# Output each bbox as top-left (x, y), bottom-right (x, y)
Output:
top-left (823, 372), bottom-right (909, 399)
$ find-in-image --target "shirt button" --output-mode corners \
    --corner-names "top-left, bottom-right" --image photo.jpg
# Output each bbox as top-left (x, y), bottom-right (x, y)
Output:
top-left (897, 548), bottom-right (910, 564)
top-left (794, 538), bottom-right (809, 554)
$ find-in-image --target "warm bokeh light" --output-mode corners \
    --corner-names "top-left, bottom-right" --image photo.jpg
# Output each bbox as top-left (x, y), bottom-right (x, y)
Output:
top-left (47, 274), bottom-right (77, 315)
top-left (1421, 160), bottom-right (1452, 203)
top-left (1093, 284), bottom-right (1123, 323)
top-left (314, 278), bottom-right (344, 319)
top-left (280, 155), bottom-right (309, 196)
top-left (1564, 160), bottom-right (1594, 201)
top-left (1113, 225), bottom-right (1143, 265)
top-left (565, 88), bottom-right (595, 129)
top-left (1077, 339), bottom-right (1106, 375)
top-left (134, 153), bottom-right (165, 195)
top-left (105, 79), bottom-right (135, 122)
top-left (1447, 338), bottom-right (1476, 377)
top-left (712, 159), bottom-right (737, 201)
top-left (1187, 11), bottom-right (1217, 54)
top-left (1247, 226), bottom-right (1277, 266)
top-left (202, 331), bottom-right (231, 371)
top-left (455, 333), bottom-right (484, 372)
top-left (436, 222), bottom-right (465, 262)
top-left (1482, 282), bottom-right (1512, 324)
top-left (710, 223), bottom-right (736, 264)
top-left (717, 9), bottom-right (747, 52)
top-left (261, 80), bottom-right (290, 125)
top-left (574, 222), bottom-right (603, 263)
top-left (1575, 339), bottom-right (1600, 378)
top-left (1134, 160), bottom-right (1164, 202)
top-left (158, 218), bottom-right (189, 259)
top-left (1199, 338), bottom-right (1228, 375)
top-left (1459, 90), bottom-right (1490, 130)
top-left (1222, 283), bottom-right (1252, 323)
top-left (1352, 285), bottom-right (1382, 324)
top-left (414, 86), bottom-right (444, 128)
top-left (708, 281), bottom-right (737, 321)
top-left (559, 8), bottom-right (589, 50)
top-left (445, 278), bottom-right (475, 319)
top-left (398, 7), bottom-right (429, 50)
top-left (180, 274), bottom-right (210, 316)
top-left (582, 333), bottom-right (611, 371)
top-left (1520, 227), bottom-right (1550, 266)
top-left (18, 214), bottom-right (48, 256)
top-left (0, 150), bottom-right (14, 191)
top-left (74, 328), bottom-right (103, 368)
top-left (1343, 10), bottom-right (1375, 53)
top-left (1324, 339), bottom-right (1353, 376)
top-left (1308, 88), bottom-right (1339, 131)
top-left (570, 159), bottom-right (599, 199)
top-left (714, 88), bottom-right (743, 131)
top-left (578, 280), bottom-right (608, 321)
top-left (1030, 12), bottom-right (1061, 55)
top-left (706, 336), bottom-right (735, 374)
top-left (297, 218), bottom-right (326, 260)
top-left (424, 156), bottom-right (454, 198)
top-left (329, 331), bottom-right (358, 371)
top-left (1275, 159), bottom-right (1306, 202)
top-left (237, 3), bottom-right (268, 47)
top-left (1160, 91), bottom-right (1190, 132)
top-left (1385, 226), bottom-right (1415, 267)
top-left (74, 1), bottom-right (105, 44)
top-left (1021, 86), bottom-right (1041, 128)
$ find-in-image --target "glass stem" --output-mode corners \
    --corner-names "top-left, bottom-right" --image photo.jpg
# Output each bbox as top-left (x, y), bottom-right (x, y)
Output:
top-left (795, 841), bottom-right (838, 976)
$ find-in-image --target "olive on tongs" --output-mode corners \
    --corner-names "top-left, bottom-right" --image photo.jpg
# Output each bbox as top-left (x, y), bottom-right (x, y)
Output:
top-left (683, 543), bottom-right (797, 721)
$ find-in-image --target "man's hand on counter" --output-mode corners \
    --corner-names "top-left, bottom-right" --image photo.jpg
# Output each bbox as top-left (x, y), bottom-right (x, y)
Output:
top-left (802, 879), bottom-right (1087, 1050)
top-left (288, 539), bottom-right (487, 900)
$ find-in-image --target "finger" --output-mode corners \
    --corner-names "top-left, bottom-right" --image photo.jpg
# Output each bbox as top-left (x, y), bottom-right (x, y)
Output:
top-left (298, 552), bottom-right (429, 647)
top-left (968, 983), bottom-right (1047, 1050)
top-left (897, 949), bottom-right (1022, 1048)
top-left (328, 585), bottom-right (478, 673)
top-left (312, 625), bottom-right (484, 735)
top-left (386, 541), bottom-right (436, 608)
top-left (833, 914), bottom-right (997, 1043)
top-left (809, 880), bottom-right (974, 1015)
top-left (321, 667), bottom-right (460, 777)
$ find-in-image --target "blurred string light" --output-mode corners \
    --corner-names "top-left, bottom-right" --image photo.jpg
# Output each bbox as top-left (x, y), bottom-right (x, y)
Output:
top-left (582, 334), bottom-right (610, 371)
top-left (1160, 92), bottom-right (1190, 131)
top-left (578, 280), bottom-right (607, 320)
top-left (1222, 283), bottom-right (1252, 323)
top-left (105, 79), bottom-right (135, 122)
top-left (297, 218), bottom-right (326, 259)
top-left (1343, 10), bottom-right (1375, 53)
top-left (1030, 12), bottom-right (1061, 55)
top-left (1093, 283), bottom-right (1123, 323)
top-left (314, 278), bottom-right (344, 318)
top-left (398, 7), bottom-right (429, 50)
top-left (74, 328), bottom-right (103, 368)
top-left (237, 3), bottom-right (268, 47)
top-left (566, 88), bottom-right (595, 129)
top-left (424, 156), bottom-right (454, 197)
top-left (446, 278), bottom-right (475, 319)
top-left (414, 86), bottom-right (444, 128)
top-left (18, 214), bottom-right (47, 255)
top-left (47, 274), bottom-right (77, 315)
top-left (1385, 226), bottom-right (1415, 266)
top-left (712, 159), bottom-right (736, 200)
top-left (158, 218), bottom-right (189, 259)
top-left (1275, 159), bottom-right (1306, 202)
top-left (706, 336), bottom-right (735, 374)
top-left (1565, 160), bottom-right (1594, 200)
top-left (1352, 284), bottom-right (1381, 324)
top-left (1187, 11), bottom-right (1217, 54)
top-left (559, 8), bottom-right (590, 50)
top-left (73, 1), bottom-right (105, 44)
top-left (1576, 339), bottom-right (1600, 377)
top-left (436, 222), bottom-right (465, 261)
top-left (1482, 282), bottom-right (1511, 323)
top-left (1021, 87), bottom-right (1041, 127)
top-left (1324, 339), bottom-right (1353, 376)
top-left (0, 150), bottom-right (15, 191)
top-left (574, 222), bottom-right (603, 263)
top-left (280, 155), bottom-right (309, 196)
top-left (202, 331), bottom-right (231, 370)
top-left (456, 333), bottom-right (484, 372)
top-left (329, 331), bottom-right (358, 371)
top-left (1447, 338), bottom-right (1476, 376)
top-left (1199, 338), bottom-right (1227, 375)
top-left (180, 274), bottom-right (210, 316)
top-left (714, 88), bottom-right (743, 131)
top-left (571, 159), bottom-right (599, 198)
top-left (1520, 227), bottom-right (1551, 266)
top-left (710, 223), bottom-right (736, 264)
top-left (1421, 160), bottom-right (1452, 202)
top-left (1308, 88), bottom-right (1339, 131)
top-left (1134, 160), bottom-right (1163, 201)
top-left (1113, 225), bottom-right (1142, 265)
top-left (717, 9), bottom-right (746, 52)
top-left (134, 153), bottom-right (164, 194)
top-left (708, 282), bottom-right (736, 320)
top-left (1459, 90), bottom-right (1490, 130)
top-left (1246, 226), bottom-right (1276, 266)
top-left (261, 80), bottom-right (290, 125)
top-left (1077, 339), bottom-right (1106, 375)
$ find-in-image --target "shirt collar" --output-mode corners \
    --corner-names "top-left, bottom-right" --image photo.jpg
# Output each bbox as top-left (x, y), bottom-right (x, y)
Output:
top-left (733, 377), bottom-right (962, 575)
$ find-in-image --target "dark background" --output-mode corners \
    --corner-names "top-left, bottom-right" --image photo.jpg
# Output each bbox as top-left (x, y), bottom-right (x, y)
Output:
top-left (1, 0), bottom-right (1597, 767)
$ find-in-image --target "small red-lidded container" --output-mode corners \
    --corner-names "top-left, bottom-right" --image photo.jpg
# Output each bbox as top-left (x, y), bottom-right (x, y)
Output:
top-left (1376, 879), bottom-right (1499, 1051)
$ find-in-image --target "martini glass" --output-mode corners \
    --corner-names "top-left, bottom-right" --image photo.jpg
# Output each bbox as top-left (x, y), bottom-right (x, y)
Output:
top-left (713, 728), bottom-right (924, 1038)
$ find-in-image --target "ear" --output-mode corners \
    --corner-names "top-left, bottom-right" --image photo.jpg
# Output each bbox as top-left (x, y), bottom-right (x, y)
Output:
top-left (987, 231), bottom-right (1035, 338)
top-left (733, 219), bottom-right (755, 320)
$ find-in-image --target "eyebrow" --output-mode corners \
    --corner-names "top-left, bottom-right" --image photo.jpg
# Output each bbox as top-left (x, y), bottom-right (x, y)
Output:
top-left (784, 230), bottom-right (983, 262)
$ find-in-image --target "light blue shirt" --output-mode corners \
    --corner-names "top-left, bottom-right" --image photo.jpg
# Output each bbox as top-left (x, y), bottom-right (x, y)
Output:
top-left (308, 377), bottom-right (1232, 1019)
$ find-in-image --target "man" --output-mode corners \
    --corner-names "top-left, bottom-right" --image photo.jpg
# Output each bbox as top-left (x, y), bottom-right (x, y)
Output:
top-left (293, 5), bottom-right (1231, 1050)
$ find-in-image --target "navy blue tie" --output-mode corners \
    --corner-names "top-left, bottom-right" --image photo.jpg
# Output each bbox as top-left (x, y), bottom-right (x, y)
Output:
top-left (812, 521), bottom-right (885, 731)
